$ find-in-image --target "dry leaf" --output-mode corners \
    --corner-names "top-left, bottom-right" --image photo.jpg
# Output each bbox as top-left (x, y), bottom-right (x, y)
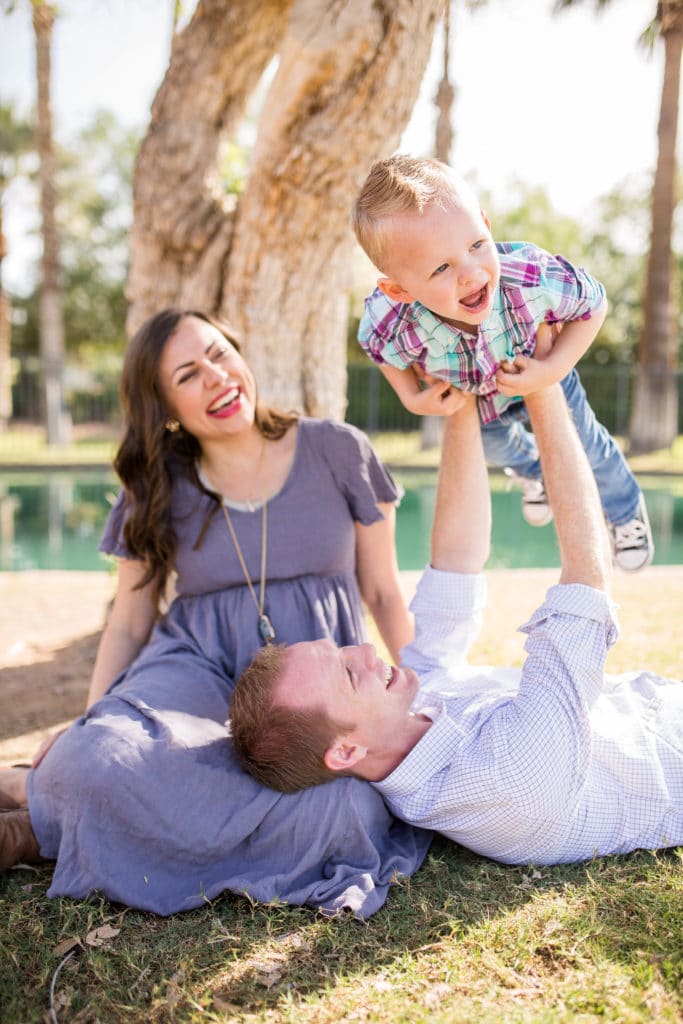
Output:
top-left (85, 924), bottom-right (121, 947)
top-left (256, 969), bottom-right (282, 989)
top-left (52, 936), bottom-right (81, 958)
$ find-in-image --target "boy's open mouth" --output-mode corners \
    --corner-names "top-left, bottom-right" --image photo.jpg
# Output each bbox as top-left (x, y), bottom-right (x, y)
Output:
top-left (459, 284), bottom-right (489, 313)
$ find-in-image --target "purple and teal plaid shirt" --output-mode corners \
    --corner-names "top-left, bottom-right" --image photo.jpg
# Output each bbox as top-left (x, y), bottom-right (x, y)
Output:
top-left (358, 241), bottom-right (606, 424)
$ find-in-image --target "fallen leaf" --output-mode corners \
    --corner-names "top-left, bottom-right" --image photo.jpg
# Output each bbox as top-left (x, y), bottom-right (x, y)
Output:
top-left (52, 937), bottom-right (81, 958)
top-left (85, 924), bottom-right (121, 947)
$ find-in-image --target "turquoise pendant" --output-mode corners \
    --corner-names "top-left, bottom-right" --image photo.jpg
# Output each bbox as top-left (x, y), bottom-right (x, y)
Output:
top-left (258, 613), bottom-right (276, 645)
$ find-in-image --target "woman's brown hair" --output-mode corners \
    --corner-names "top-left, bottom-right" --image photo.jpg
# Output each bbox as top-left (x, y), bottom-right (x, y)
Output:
top-left (114, 309), bottom-right (298, 609)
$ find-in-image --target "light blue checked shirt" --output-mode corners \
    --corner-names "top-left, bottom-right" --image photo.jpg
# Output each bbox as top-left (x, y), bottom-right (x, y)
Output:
top-left (358, 241), bottom-right (606, 424)
top-left (376, 568), bottom-right (683, 865)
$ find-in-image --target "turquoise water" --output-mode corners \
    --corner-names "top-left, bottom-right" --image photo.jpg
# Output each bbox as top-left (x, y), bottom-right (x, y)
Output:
top-left (1, 469), bottom-right (682, 572)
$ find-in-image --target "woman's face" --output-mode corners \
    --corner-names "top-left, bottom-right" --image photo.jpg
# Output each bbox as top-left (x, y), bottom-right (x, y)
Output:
top-left (158, 316), bottom-right (258, 442)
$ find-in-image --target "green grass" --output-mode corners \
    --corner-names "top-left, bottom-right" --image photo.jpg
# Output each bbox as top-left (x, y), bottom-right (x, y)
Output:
top-left (1, 423), bottom-right (682, 1022)
top-left (370, 430), bottom-right (683, 476)
top-left (0, 423), bottom-right (120, 466)
top-left (1, 846), bottom-right (682, 1023)
top-left (2, 424), bottom-right (683, 474)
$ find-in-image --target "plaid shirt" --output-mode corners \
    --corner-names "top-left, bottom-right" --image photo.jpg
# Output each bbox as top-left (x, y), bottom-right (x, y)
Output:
top-left (358, 241), bottom-right (606, 424)
top-left (376, 569), bottom-right (683, 866)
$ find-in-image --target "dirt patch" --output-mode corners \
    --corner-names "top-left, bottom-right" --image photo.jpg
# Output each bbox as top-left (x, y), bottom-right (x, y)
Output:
top-left (1, 566), bottom-right (681, 765)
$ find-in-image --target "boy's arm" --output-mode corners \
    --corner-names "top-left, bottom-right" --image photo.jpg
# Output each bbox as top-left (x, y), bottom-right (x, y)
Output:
top-left (496, 304), bottom-right (607, 397)
top-left (380, 363), bottom-right (470, 417)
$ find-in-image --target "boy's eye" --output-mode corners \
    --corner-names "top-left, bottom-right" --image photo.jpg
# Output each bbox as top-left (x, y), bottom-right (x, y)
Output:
top-left (471, 239), bottom-right (485, 251)
top-left (432, 263), bottom-right (449, 276)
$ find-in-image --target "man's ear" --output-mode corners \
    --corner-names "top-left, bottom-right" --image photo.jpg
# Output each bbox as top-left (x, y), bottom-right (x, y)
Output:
top-left (377, 277), bottom-right (415, 305)
top-left (324, 738), bottom-right (368, 773)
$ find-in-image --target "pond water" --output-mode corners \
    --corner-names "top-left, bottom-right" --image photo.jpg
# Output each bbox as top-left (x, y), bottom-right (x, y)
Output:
top-left (1, 469), bottom-right (682, 572)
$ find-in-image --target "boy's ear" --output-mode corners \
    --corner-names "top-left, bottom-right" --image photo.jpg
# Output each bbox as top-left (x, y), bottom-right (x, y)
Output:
top-left (377, 277), bottom-right (415, 305)
top-left (324, 738), bottom-right (367, 773)
top-left (481, 209), bottom-right (492, 231)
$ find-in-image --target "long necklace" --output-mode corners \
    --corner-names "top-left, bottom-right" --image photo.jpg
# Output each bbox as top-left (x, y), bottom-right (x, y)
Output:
top-left (220, 501), bottom-right (276, 645)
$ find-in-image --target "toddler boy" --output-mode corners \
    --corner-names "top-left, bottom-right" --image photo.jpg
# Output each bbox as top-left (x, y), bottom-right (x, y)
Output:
top-left (351, 154), bottom-right (652, 572)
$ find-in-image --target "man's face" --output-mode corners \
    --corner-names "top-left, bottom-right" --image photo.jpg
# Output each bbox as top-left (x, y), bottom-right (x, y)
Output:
top-left (274, 639), bottom-right (420, 758)
top-left (380, 202), bottom-right (500, 331)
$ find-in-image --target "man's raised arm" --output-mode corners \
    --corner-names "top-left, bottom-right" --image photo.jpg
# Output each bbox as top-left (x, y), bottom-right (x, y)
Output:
top-left (525, 385), bottom-right (611, 591)
top-left (430, 393), bottom-right (491, 575)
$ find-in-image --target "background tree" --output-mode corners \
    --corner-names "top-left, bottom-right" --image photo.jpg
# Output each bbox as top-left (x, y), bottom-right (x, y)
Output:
top-left (32, 0), bottom-right (68, 444)
top-left (0, 102), bottom-right (33, 430)
top-left (557, 0), bottom-right (682, 452)
top-left (127, 0), bottom-right (445, 418)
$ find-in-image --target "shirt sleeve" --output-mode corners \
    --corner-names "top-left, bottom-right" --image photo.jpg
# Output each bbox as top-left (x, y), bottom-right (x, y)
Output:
top-left (400, 566), bottom-right (487, 690)
top-left (535, 247), bottom-right (606, 323)
top-left (321, 420), bottom-right (404, 526)
top-left (357, 288), bottom-right (427, 369)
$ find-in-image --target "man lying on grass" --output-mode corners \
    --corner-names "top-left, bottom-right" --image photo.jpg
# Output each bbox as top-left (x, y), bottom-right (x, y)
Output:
top-left (229, 384), bottom-right (683, 867)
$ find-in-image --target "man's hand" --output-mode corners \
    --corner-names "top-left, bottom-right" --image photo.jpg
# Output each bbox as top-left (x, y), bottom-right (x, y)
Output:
top-left (496, 354), bottom-right (561, 396)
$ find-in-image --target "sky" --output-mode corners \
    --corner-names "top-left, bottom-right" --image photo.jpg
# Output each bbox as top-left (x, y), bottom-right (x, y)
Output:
top-left (0, 0), bottom-right (673, 293)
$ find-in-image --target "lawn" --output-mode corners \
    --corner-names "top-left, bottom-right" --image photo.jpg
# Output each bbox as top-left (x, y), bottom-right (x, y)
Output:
top-left (2, 565), bottom-right (682, 1024)
top-left (1, 424), bottom-right (682, 1023)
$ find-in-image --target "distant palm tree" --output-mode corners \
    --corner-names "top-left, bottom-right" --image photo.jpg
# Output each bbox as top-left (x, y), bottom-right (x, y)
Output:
top-left (32, 0), bottom-right (68, 445)
top-left (0, 103), bottom-right (33, 430)
top-left (558, 0), bottom-right (682, 451)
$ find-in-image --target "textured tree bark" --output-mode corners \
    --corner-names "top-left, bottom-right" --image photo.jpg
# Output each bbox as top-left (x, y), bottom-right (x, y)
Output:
top-left (33, 0), bottom-right (68, 445)
top-left (127, 0), bottom-right (444, 417)
top-left (629, 1), bottom-right (682, 452)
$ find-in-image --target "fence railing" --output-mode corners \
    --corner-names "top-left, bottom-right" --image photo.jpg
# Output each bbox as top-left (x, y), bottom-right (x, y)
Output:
top-left (10, 364), bottom-right (683, 437)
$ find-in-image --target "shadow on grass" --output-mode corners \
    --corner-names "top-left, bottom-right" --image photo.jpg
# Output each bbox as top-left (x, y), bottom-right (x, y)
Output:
top-left (0, 632), bottom-right (100, 744)
top-left (1, 838), bottom-right (681, 1023)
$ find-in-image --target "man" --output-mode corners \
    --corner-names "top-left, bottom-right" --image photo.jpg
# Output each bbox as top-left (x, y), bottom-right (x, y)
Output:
top-left (230, 385), bottom-right (683, 867)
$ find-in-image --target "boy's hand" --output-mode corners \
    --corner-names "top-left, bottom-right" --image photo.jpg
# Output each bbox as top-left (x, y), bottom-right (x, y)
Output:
top-left (496, 321), bottom-right (565, 396)
top-left (406, 374), bottom-right (470, 416)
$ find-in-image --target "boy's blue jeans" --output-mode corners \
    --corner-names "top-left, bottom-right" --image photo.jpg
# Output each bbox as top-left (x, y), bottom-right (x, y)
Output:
top-left (481, 369), bottom-right (641, 527)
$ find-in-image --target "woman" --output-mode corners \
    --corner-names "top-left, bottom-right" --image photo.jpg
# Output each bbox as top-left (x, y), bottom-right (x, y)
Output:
top-left (0, 310), bottom-right (431, 915)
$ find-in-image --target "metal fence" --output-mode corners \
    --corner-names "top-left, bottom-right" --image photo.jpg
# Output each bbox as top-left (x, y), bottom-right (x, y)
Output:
top-left (346, 363), bottom-right (683, 437)
top-left (10, 363), bottom-right (683, 436)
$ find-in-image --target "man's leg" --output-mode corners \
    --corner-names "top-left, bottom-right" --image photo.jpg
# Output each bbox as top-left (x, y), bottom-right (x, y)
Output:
top-left (524, 385), bottom-right (611, 591)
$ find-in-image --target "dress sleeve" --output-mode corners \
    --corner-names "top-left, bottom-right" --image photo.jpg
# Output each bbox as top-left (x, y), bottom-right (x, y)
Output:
top-left (321, 420), bottom-right (403, 526)
top-left (97, 488), bottom-right (132, 559)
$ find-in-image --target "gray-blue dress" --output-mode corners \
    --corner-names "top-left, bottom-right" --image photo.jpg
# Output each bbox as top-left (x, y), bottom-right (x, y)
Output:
top-left (27, 419), bottom-right (431, 916)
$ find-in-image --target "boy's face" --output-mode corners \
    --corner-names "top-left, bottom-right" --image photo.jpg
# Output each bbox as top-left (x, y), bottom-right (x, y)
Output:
top-left (378, 202), bottom-right (500, 331)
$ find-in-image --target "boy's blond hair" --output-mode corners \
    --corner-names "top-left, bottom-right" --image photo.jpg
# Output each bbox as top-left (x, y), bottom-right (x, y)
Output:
top-left (351, 154), bottom-right (479, 271)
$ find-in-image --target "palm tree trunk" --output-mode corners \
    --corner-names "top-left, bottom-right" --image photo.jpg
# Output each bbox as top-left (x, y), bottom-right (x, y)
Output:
top-left (628, 2), bottom-right (682, 452)
top-left (0, 203), bottom-right (11, 431)
top-left (33, 0), bottom-right (68, 446)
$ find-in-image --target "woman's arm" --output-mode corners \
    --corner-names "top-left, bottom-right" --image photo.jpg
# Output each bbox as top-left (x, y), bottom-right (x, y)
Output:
top-left (85, 557), bottom-right (157, 708)
top-left (354, 502), bottom-right (414, 664)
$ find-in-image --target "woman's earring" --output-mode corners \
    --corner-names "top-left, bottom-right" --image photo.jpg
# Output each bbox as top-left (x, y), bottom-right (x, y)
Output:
top-left (165, 418), bottom-right (180, 433)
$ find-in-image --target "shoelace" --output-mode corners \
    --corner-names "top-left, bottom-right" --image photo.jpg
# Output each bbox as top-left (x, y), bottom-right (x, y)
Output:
top-left (612, 519), bottom-right (648, 549)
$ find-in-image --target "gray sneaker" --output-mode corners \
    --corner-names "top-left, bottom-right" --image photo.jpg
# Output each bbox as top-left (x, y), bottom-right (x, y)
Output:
top-left (505, 470), bottom-right (553, 527)
top-left (609, 497), bottom-right (654, 572)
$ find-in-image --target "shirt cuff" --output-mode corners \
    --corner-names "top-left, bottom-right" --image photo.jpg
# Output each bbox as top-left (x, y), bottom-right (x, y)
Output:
top-left (519, 583), bottom-right (619, 647)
